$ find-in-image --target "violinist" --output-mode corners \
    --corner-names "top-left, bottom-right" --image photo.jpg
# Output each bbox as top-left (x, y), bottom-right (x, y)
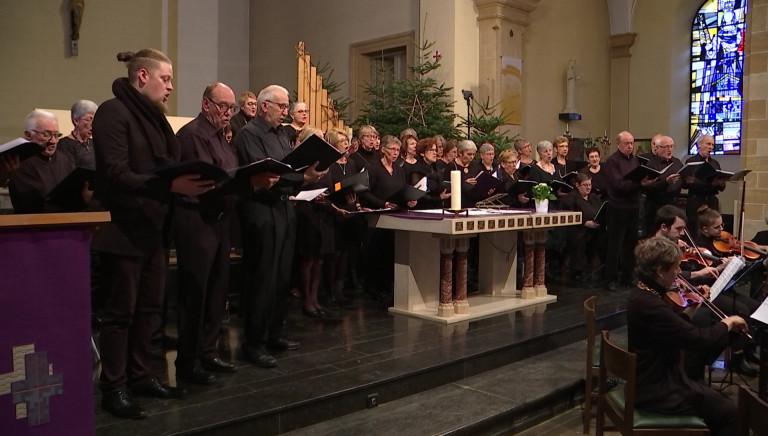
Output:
top-left (692, 207), bottom-right (762, 376)
top-left (629, 237), bottom-right (747, 436)
top-left (650, 205), bottom-right (719, 283)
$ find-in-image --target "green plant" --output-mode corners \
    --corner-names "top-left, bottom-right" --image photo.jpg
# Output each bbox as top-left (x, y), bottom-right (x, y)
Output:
top-left (354, 36), bottom-right (460, 138)
top-left (531, 183), bottom-right (556, 202)
top-left (457, 97), bottom-right (517, 152)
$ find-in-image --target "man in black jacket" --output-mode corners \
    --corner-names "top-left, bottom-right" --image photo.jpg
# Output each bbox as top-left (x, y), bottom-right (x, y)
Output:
top-left (92, 48), bottom-right (214, 419)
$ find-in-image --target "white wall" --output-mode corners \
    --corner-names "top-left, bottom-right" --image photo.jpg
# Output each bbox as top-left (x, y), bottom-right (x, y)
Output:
top-left (177, 0), bottom-right (250, 116)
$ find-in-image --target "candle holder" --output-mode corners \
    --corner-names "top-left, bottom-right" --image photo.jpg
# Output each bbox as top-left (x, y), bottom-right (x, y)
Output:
top-left (442, 208), bottom-right (469, 217)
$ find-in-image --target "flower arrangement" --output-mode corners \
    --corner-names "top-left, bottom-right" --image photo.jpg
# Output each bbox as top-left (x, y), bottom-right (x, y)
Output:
top-left (531, 183), bottom-right (556, 202)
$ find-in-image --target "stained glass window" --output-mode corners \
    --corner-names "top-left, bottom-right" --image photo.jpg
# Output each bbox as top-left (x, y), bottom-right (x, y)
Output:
top-left (690, 0), bottom-right (747, 155)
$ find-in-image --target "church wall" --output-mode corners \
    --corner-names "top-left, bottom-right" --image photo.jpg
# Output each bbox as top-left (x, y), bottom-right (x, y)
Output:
top-left (631, 0), bottom-right (740, 215)
top-left (247, 0), bottom-right (419, 111)
top-left (177, 0), bottom-right (250, 117)
top-left (522, 0), bottom-right (611, 151)
top-left (0, 0), bottom-right (167, 142)
top-left (419, 0), bottom-right (480, 114)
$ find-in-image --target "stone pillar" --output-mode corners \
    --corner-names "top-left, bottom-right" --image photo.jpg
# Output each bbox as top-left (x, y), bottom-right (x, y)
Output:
top-left (475, 0), bottom-right (539, 130)
top-left (533, 229), bottom-right (548, 297)
top-left (742, 0), bottom-right (768, 238)
top-left (438, 238), bottom-right (456, 318)
top-left (521, 229), bottom-right (536, 299)
top-left (609, 33), bottom-right (636, 134)
top-left (454, 237), bottom-right (470, 314)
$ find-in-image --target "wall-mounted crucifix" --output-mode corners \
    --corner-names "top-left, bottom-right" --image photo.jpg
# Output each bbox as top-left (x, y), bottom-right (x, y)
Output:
top-left (70, 0), bottom-right (85, 56)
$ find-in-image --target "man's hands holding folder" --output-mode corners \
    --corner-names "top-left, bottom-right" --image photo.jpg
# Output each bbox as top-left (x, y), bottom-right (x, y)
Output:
top-left (303, 161), bottom-right (329, 183)
top-left (250, 172), bottom-right (281, 190)
top-left (170, 173), bottom-right (216, 196)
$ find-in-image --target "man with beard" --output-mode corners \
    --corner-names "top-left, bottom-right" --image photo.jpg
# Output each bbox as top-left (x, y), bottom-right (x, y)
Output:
top-left (92, 48), bottom-right (214, 419)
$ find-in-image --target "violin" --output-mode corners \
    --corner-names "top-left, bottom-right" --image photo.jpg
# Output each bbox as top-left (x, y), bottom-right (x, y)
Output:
top-left (664, 282), bottom-right (704, 310)
top-left (680, 246), bottom-right (719, 267)
top-left (712, 230), bottom-right (768, 260)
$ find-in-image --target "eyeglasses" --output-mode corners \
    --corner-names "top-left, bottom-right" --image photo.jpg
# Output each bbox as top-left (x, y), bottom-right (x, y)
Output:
top-left (30, 130), bottom-right (63, 141)
top-left (205, 97), bottom-right (236, 113)
top-left (244, 101), bottom-right (257, 107)
top-left (266, 100), bottom-right (289, 111)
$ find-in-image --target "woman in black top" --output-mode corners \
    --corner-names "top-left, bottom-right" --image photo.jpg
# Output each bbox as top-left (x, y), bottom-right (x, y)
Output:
top-left (434, 138), bottom-right (457, 176)
top-left (552, 135), bottom-right (570, 175)
top-left (584, 146), bottom-right (607, 200)
top-left (360, 136), bottom-right (417, 209)
top-left (406, 137), bottom-right (450, 209)
top-left (294, 127), bottom-right (335, 318)
top-left (496, 149), bottom-right (530, 207)
top-left (469, 141), bottom-right (496, 175)
top-left (560, 173), bottom-right (604, 280)
top-left (628, 237), bottom-right (746, 436)
top-left (443, 140), bottom-right (478, 208)
top-left (324, 128), bottom-right (362, 309)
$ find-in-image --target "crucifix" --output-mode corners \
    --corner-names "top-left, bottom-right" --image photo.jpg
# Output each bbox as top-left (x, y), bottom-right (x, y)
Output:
top-left (70, 0), bottom-right (85, 56)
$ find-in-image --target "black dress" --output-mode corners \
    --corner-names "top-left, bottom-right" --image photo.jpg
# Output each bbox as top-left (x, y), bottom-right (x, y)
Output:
top-left (360, 159), bottom-right (408, 208)
top-left (627, 282), bottom-right (736, 435)
top-left (295, 172), bottom-right (335, 257)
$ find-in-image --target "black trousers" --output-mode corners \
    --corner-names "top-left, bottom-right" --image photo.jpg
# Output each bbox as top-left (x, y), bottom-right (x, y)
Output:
top-left (173, 206), bottom-right (232, 371)
top-left (239, 198), bottom-right (295, 350)
top-left (605, 205), bottom-right (639, 282)
top-left (98, 247), bottom-right (166, 393)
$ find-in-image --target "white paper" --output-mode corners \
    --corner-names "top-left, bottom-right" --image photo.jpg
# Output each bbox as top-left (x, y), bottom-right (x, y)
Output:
top-left (750, 297), bottom-right (768, 325)
top-left (414, 176), bottom-right (428, 192)
top-left (290, 188), bottom-right (327, 201)
top-left (708, 256), bottom-right (745, 301)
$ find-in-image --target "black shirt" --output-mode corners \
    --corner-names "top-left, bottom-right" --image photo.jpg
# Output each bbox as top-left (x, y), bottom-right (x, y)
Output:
top-left (58, 136), bottom-right (96, 170)
top-left (603, 150), bottom-right (642, 209)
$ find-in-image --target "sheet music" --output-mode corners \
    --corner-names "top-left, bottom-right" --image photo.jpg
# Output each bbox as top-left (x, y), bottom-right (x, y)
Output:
top-left (290, 188), bottom-right (327, 201)
top-left (708, 256), bottom-right (745, 301)
top-left (414, 176), bottom-right (428, 191)
top-left (750, 297), bottom-right (768, 325)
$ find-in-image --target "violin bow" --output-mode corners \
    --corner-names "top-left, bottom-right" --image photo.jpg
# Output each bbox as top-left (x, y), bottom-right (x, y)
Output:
top-left (683, 228), bottom-right (718, 278)
top-left (676, 275), bottom-right (753, 340)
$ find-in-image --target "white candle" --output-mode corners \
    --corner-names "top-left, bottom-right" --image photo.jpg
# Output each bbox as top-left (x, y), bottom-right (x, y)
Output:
top-left (450, 170), bottom-right (461, 211)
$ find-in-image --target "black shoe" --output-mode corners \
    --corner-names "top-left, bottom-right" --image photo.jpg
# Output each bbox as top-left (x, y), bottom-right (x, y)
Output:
top-left (243, 348), bottom-right (277, 368)
top-left (303, 308), bottom-right (322, 318)
top-left (102, 390), bottom-right (147, 419)
top-left (131, 377), bottom-right (186, 398)
top-left (730, 355), bottom-right (760, 377)
top-left (177, 366), bottom-right (216, 385)
top-left (607, 281), bottom-right (620, 292)
top-left (267, 338), bottom-right (301, 351)
top-left (201, 357), bottom-right (237, 373)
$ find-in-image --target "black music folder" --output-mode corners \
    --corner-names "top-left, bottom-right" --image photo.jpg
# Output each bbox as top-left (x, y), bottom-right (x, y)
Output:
top-left (153, 160), bottom-right (231, 183)
top-left (388, 185), bottom-right (426, 206)
top-left (282, 134), bottom-right (344, 172)
top-left (46, 167), bottom-right (95, 211)
top-left (0, 139), bottom-right (43, 162)
top-left (327, 170), bottom-right (370, 202)
top-left (593, 201), bottom-right (608, 223)
top-left (469, 171), bottom-right (502, 200)
top-left (509, 179), bottom-right (537, 198)
top-left (228, 158), bottom-right (294, 179)
top-left (622, 164), bottom-right (671, 182)
top-left (550, 179), bottom-right (573, 194)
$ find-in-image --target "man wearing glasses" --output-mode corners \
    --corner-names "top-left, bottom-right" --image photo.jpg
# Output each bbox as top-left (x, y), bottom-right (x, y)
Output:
top-left (9, 109), bottom-right (80, 213)
top-left (229, 90), bottom-right (257, 143)
top-left (641, 135), bottom-right (682, 236)
top-left (235, 84), bottom-right (326, 368)
top-left (173, 82), bottom-right (275, 384)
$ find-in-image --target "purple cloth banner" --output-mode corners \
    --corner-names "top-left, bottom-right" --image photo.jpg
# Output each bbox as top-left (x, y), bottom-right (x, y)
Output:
top-left (0, 226), bottom-right (94, 435)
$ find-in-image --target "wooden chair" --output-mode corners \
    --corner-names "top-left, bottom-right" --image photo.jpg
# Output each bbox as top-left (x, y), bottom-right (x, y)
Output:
top-left (583, 295), bottom-right (599, 434)
top-left (595, 330), bottom-right (710, 435)
top-left (737, 385), bottom-right (768, 436)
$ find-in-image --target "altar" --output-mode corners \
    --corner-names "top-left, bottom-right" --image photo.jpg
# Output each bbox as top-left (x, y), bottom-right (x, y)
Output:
top-left (0, 212), bottom-right (110, 435)
top-left (373, 209), bottom-right (582, 323)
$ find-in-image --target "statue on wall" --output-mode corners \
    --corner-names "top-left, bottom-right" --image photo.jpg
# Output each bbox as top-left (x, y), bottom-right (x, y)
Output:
top-left (70, 0), bottom-right (85, 56)
top-left (563, 59), bottom-right (581, 114)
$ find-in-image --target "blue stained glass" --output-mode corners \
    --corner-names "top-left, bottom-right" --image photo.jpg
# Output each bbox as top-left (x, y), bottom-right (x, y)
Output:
top-left (689, 0), bottom-right (746, 155)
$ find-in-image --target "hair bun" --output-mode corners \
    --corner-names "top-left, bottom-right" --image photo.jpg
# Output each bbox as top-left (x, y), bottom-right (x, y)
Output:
top-left (116, 51), bottom-right (134, 62)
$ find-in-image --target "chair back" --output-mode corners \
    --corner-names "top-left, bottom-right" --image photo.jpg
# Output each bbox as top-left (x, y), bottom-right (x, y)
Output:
top-left (598, 329), bottom-right (636, 431)
top-left (584, 296), bottom-right (597, 369)
top-left (738, 385), bottom-right (768, 436)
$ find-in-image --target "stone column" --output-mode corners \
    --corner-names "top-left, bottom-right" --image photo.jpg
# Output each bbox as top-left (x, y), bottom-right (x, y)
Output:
top-left (475, 0), bottom-right (539, 131)
top-left (533, 229), bottom-right (548, 297)
top-left (521, 229), bottom-right (536, 299)
top-left (454, 237), bottom-right (470, 314)
top-left (609, 33), bottom-right (636, 135)
top-left (438, 238), bottom-right (456, 318)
